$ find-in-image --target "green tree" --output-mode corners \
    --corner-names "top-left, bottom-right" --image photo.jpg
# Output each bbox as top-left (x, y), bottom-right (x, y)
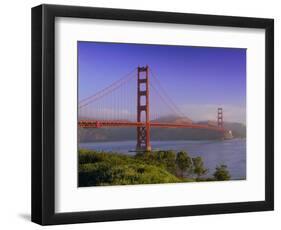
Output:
top-left (135, 150), bottom-right (177, 174)
top-left (176, 151), bottom-right (192, 177)
top-left (213, 164), bottom-right (231, 181)
top-left (192, 156), bottom-right (208, 179)
top-left (154, 150), bottom-right (177, 174)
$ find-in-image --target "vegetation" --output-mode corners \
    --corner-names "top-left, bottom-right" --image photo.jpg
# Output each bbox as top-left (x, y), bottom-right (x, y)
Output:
top-left (213, 164), bottom-right (231, 181)
top-left (78, 149), bottom-right (231, 186)
top-left (192, 157), bottom-right (208, 179)
top-left (79, 150), bottom-right (181, 186)
top-left (176, 151), bottom-right (193, 177)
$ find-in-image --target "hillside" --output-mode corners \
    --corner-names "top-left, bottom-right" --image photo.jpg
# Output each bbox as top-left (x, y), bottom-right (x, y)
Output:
top-left (78, 149), bottom-right (230, 186)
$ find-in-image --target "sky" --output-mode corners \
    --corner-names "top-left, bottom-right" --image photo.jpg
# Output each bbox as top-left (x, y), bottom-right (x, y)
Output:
top-left (78, 41), bottom-right (246, 124)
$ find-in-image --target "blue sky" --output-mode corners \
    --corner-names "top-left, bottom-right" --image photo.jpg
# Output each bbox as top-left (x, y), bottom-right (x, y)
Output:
top-left (78, 41), bottom-right (246, 124)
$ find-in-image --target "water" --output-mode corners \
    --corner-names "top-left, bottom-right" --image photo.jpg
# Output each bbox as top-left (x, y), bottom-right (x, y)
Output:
top-left (79, 139), bottom-right (246, 180)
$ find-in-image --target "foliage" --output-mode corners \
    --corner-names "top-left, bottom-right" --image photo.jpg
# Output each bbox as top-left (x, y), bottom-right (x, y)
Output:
top-left (213, 164), bottom-right (231, 181)
top-left (192, 156), bottom-right (208, 179)
top-left (79, 150), bottom-right (182, 186)
top-left (79, 149), bottom-right (231, 186)
top-left (175, 151), bottom-right (193, 177)
top-left (135, 150), bottom-right (177, 174)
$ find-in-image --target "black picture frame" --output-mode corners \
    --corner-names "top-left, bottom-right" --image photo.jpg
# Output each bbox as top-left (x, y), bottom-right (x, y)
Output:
top-left (31, 4), bottom-right (274, 225)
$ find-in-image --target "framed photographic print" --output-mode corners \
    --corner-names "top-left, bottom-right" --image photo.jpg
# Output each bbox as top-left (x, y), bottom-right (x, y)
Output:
top-left (31, 4), bottom-right (274, 225)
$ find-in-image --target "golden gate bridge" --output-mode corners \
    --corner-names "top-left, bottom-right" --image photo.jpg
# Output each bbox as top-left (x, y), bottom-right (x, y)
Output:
top-left (78, 66), bottom-right (231, 151)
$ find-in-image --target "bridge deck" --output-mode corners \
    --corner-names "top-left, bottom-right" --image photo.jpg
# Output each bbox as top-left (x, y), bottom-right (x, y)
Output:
top-left (78, 120), bottom-right (225, 132)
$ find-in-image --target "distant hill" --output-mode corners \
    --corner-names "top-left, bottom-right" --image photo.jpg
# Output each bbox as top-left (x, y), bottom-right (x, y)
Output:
top-left (151, 115), bottom-right (193, 124)
top-left (79, 117), bottom-right (246, 142)
top-left (223, 122), bottom-right (246, 138)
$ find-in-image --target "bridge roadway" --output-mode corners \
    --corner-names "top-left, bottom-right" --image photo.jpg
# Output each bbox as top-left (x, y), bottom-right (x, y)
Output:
top-left (78, 120), bottom-right (225, 132)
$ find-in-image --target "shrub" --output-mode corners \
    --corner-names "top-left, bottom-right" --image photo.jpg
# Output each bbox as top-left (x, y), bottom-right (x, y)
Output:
top-left (192, 156), bottom-right (208, 179)
top-left (213, 164), bottom-right (231, 181)
top-left (135, 150), bottom-right (177, 174)
top-left (176, 151), bottom-right (192, 177)
top-left (78, 150), bottom-right (181, 186)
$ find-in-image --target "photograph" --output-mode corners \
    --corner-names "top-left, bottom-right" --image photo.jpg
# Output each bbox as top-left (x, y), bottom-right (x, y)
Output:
top-left (77, 41), bottom-right (247, 187)
top-left (30, 3), bottom-right (274, 225)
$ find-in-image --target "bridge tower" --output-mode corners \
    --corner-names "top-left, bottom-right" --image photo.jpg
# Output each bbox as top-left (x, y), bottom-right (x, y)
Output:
top-left (136, 66), bottom-right (151, 151)
top-left (217, 107), bottom-right (223, 128)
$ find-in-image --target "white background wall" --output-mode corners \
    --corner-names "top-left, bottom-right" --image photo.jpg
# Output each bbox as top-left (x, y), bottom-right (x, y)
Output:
top-left (0, 0), bottom-right (279, 229)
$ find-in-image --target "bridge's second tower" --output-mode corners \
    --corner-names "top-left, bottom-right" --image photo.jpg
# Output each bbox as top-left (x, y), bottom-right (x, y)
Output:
top-left (217, 107), bottom-right (223, 128)
top-left (136, 66), bottom-right (151, 151)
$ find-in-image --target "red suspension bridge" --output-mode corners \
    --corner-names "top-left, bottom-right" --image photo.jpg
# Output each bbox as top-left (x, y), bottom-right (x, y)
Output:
top-left (78, 66), bottom-right (232, 151)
